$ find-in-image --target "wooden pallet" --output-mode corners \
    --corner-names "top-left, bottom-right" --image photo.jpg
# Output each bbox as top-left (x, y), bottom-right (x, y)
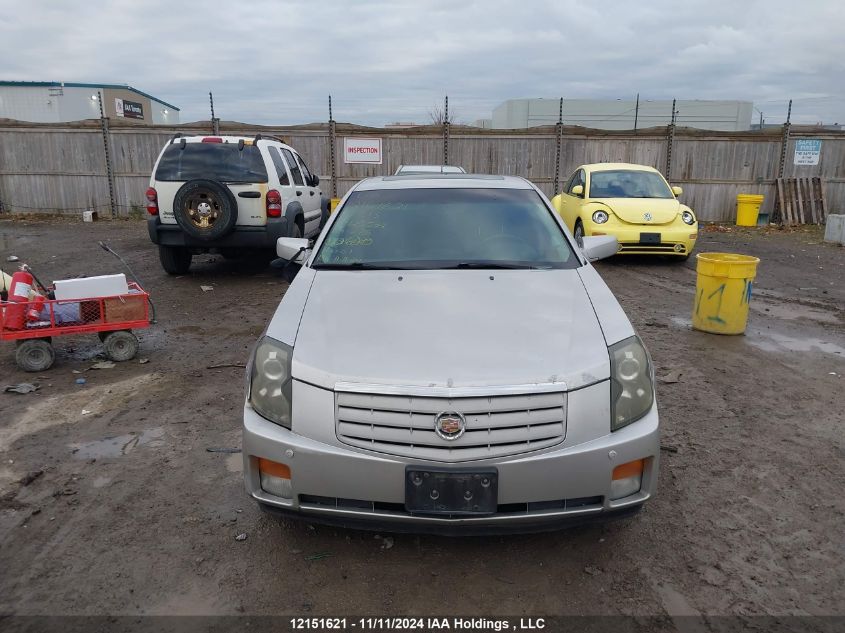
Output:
top-left (774, 177), bottom-right (827, 225)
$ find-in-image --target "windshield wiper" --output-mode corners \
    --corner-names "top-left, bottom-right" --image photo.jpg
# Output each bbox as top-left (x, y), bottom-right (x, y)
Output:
top-left (312, 262), bottom-right (409, 270)
top-left (439, 261), bottom-right (539, 270)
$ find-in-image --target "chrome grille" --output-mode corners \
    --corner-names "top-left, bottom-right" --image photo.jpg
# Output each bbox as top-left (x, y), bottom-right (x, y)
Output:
top-left (335, 389), bottom-right (566, 461)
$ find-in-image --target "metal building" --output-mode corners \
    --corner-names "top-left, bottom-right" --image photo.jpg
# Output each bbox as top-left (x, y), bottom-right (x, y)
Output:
top-left (491, 98), bottom-right (752, 131)
top-left (0, 81), bottom-right (180, 124)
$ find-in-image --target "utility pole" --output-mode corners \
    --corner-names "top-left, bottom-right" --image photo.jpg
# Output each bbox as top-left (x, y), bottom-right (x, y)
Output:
top-left (665, 98), bottom-right (677, 178)
top-left (328, 95), bottom-right (337, 199)
top-left (553, 97), bottom-right (564, 194)
top-left (443, 95), bottom-right (450, 165)
top-left (97, 91), bottom-right (117, 218)
top-left (209, 91), bottom-right (219, 135)
top-left (634, 93), bottom-right (639, 133)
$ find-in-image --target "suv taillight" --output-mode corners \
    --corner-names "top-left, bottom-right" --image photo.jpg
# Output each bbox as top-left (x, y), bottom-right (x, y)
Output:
top-left (145, 187), bottom-right (158, 215)
top-left (202, 137), bottom-right (223, 143)
top-left (266, 190), bottom-right (282, 217)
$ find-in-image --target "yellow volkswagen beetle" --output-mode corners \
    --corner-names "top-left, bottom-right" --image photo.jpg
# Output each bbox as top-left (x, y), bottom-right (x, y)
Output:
top-left (551, 163), bottom-right (698, 259)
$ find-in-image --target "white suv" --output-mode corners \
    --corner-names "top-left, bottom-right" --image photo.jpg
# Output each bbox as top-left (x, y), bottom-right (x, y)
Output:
top-left (146, 134), bottom-right (328, 274)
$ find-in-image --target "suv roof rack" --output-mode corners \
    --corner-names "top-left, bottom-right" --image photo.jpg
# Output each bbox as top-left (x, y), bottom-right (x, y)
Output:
top-left (252, 134), bottom-right (287, 145)
top-left (169, 132), bottom-right (182, 144)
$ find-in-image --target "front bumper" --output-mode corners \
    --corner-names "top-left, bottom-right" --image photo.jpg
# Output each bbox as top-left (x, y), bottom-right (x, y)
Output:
top-left (242, 381), bottom-right (659, 534)
top-left (585, 220), bottom-right (698, 256)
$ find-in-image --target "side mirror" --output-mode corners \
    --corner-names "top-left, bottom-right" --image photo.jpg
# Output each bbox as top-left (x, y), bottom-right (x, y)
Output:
top-left (671, 185), bottom-right (683, 197)
top-left (571, 185), bottom-right (584, 197)
top-left (276, 237), bottom-right (310, 263)
top-left (310, 174), bottom-right (320, 187)
top-left (581, 235), bottom-right (618, 262)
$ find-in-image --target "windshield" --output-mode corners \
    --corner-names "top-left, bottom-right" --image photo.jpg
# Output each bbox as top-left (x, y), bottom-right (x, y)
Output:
top-left (155, 143), bottom-right (268, 183)
top-left (312, 188), bottom-right (578, 270)
top-left (588, 170), bottom-right (673, 199)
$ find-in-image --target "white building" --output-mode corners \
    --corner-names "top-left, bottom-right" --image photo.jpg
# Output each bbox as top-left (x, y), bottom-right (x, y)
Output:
top-left (491, 98), bottom-right (752, 131)
top-left (0, 81), bottom-right (180, 124)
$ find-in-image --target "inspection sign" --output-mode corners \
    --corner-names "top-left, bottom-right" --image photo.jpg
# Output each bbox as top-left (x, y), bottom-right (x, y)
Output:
top-left (794, 139), bottom-right (821, 166)
top-left (344, 137), bottom-right (383, 164)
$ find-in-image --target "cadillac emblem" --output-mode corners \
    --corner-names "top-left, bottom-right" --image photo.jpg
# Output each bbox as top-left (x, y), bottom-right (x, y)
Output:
top-left (434, 411), bottom-right (466, 441)
top-left (643, 212), bottom-right (653, 221)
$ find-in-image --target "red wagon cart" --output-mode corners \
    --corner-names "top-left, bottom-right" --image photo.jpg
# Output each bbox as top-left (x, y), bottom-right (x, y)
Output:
top-left (1, 282), bottom-right (151, 372)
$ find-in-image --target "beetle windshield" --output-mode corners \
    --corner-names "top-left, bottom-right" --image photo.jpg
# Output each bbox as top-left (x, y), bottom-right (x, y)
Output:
top-left (312, 188), bottom-right (578, 270)
top-left (589, 170), bottom-right (673, 199)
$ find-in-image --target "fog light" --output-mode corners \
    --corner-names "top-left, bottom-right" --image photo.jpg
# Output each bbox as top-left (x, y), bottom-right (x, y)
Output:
top-left (258, 457), bottom-right (292, 499)
top-left (610, 459), bottom-right (644, 500)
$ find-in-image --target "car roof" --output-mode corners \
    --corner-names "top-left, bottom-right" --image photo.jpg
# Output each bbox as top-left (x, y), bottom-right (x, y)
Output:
top-left (582, 162), bottom-right (661, 173)
top-left (354, 174), bottom-right (534, 191)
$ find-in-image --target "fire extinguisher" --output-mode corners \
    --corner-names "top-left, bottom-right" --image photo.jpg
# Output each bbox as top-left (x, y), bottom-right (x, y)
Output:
top-left (2, 269), bottom-right (34, 330)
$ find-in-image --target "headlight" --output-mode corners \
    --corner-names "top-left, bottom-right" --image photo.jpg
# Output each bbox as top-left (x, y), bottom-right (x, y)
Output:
top-left (609, 336), bottom-right (654, 431)
top-left (249, 336), bottom-right (293, 428)
top-left (681, 210), bottom-right (695, 225)
top-left (592, 210), bottom-right (609, 224)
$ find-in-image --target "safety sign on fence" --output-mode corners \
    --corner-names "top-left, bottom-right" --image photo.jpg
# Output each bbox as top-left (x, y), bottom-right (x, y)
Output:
top-left (794, 139), bottom-right (821, 166)
top-left (344, 137), bottom-right (382, 164)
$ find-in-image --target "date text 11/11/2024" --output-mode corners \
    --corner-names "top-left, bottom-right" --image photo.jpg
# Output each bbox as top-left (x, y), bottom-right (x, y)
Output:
top-left (289, 617), bottom-right (547, 630)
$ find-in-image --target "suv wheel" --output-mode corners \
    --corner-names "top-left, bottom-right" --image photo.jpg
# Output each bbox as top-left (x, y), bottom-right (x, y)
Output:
top-left (159, 245), bottom-right (192, 275)
top-left (173, 179), bottom-right (238, 241)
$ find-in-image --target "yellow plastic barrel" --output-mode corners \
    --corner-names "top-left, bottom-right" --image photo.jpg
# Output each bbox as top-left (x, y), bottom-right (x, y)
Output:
top-left (736, 194), bottom-right (764, 226)
top-left (692, 253), bottom-right (760, 335)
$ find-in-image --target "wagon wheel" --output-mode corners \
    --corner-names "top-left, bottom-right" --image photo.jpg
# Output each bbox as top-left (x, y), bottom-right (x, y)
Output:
top-left (15, 339), bottom-right (55, 372)
top-left (102, 330), bottom-right (139, 362)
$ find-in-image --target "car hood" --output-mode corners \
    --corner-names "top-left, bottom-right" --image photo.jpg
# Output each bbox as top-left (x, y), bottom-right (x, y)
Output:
top-left (290, 269), bottom-right (611, 392)
top-left (597, 197), bottom-right (679, 225)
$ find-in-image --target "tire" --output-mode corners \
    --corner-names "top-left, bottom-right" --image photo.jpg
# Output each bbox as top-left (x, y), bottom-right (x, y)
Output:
top-left (318, 196), bottom-right (330, 231)
top-left (159, 245), bottom-right (192, 275)
top-left (573, 220), bottom-right (585, 245)
top-left (16, 339), bottom-right (55, 372)
top-left (292, 221), bottom-right (303, 239)
top-left (172, 179), bottom-right (238, 241)
top-left (103, 330), bottom-right (139, 362)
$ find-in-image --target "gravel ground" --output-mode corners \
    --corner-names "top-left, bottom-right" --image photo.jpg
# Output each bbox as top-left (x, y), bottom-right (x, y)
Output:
top-left (0, 218), bottom-right (843, 622)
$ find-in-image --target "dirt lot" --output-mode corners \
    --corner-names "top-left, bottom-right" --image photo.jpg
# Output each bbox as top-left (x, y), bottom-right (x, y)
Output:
top-left (0, 218), bottom-right (843, 621)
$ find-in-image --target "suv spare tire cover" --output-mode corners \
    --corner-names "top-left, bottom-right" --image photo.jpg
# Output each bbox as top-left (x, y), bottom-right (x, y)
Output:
top-left (172, 179), bottom-right (238, 241)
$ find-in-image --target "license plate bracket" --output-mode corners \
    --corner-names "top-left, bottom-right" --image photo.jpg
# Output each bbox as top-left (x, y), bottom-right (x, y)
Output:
top-left (640, 232), bottom-right (661, 245)
top-left (405, 467), bottom-right (498, 515)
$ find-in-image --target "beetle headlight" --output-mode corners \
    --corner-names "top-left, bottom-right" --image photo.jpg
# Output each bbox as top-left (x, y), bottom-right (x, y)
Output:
top-left (681, 210), bottom-right (695, 225)
top-left (609, 336), bottom-right (654, 431)
top-left (249, 336), bottom-right (293, 428)
top-left (592, 210), bottom-right (609, 224)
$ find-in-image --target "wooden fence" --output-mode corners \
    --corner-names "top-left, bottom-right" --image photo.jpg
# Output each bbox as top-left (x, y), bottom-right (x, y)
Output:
top-left (0, 119), bottom-right (842, 222)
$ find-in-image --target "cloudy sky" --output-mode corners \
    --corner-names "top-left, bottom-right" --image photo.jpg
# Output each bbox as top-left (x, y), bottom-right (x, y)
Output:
top-left (1, 0), bottom-right (843, 126)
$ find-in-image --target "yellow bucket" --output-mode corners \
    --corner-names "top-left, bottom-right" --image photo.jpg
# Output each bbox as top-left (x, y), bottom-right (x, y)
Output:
top-left (692, 253), bottom-right (760, 335)
top-left (736, 194), bottom-right (764, 226)
top-left (329, 197), bottom-right (340, 214)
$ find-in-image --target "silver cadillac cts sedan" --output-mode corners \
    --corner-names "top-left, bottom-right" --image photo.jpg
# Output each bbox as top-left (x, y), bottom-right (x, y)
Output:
top-left (243, 174), bottom-right (658, 534)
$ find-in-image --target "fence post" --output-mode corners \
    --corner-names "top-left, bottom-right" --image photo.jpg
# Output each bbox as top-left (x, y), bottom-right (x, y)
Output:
top-left (665, 98), bottom-right (677, 178)
top-left (97, 91), bottom-right (117, 218)
top-left (553, 98), bottom-right (563, 194)
top-left (778, 99), bottom-right (792, 179)
top-left (328, 95), bottom-right (337, 199)
top-left (634, 93), bottom-right (639, 133)
top-left (210, 91), bottom-right (220, 135)
top-left (443, 95), bottom-right (450, 165)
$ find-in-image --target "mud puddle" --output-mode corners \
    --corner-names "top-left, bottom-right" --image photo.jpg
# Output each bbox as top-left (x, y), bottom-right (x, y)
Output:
top-left (69, 427), bottom-right (165, 459)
